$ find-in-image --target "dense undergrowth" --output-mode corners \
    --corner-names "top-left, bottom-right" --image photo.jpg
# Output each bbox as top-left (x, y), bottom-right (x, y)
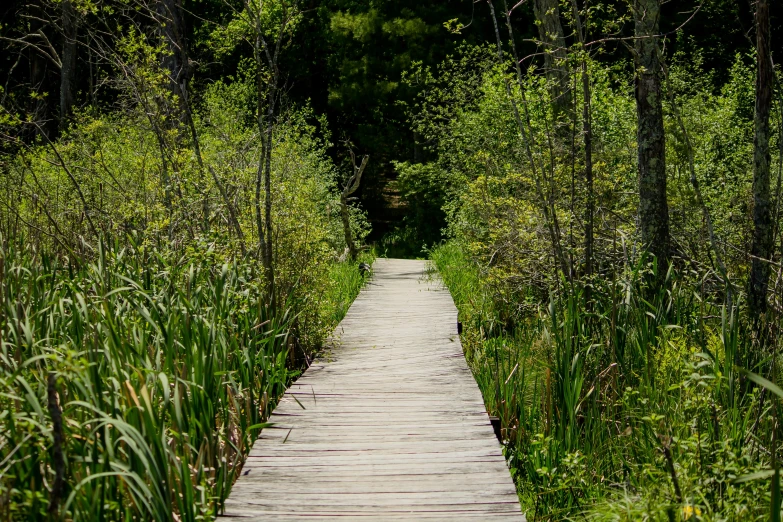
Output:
top-left (0, 27), bottom-right (374, 517)
top-left (434, 241), bottom-right (774, 521)
top-left (0, 238), bottom-right (370, 520)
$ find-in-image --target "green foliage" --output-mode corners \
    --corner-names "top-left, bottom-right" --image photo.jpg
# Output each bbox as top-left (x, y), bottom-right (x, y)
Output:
top-left (2, 61), bottom-right (370, 349)
top-left (433, 241), bottom-right (777, 521)
top-left (2, 0), bottom-right (782, 519)
top-left (318, 250), bottom-right (375, 328)
top-left (330, 9), bottom-right (382, 43)
top-left (376, 225), bottom-right (422, 259)
top-left (0, 237), bottom-right (369, 520)
top-left (665, 50), bottom-right (758, 278)
top-left (206, 0), bottom-right (302, 59)
top-left (0, 29), bottom-right (374, 519)
top-left (419, 37), bottom-right (783, 519)
top-left (409, 42), bottom-right (782, 302)
top-left (323, 3), bottom-right (456, 116)
top-left (393, 161), bottom-right (448, 249)
top-left (0, 239), bottom-right (287, 520)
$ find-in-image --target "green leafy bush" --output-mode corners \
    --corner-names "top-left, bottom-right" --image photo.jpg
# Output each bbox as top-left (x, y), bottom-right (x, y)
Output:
top-left (433, 241), bottom-right (775, 520)
top-left (0, 37), bottom-right (373, 520)
top-left (420, 43), bottom-right (781, 520)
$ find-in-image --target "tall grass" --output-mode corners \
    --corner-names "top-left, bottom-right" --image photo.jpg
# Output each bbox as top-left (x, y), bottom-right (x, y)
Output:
top-left (0, 236), bottom-right (368, 520)
top-left (432, 241), bottom-right (777, 521)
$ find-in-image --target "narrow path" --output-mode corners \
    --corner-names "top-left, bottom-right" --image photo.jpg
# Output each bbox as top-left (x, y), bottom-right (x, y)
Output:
top-left (221, 258), bottom-right (524, 520)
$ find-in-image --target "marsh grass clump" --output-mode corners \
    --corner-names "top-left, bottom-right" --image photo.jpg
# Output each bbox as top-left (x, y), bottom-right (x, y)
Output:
top-left (433, 242), bottom-right (776, 521)
top-left (0, 236), bottom-right (368, 520)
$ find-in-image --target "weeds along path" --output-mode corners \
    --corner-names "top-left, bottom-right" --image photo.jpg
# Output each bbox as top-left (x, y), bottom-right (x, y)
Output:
top-left (221, 258), bottom-right (524, 520)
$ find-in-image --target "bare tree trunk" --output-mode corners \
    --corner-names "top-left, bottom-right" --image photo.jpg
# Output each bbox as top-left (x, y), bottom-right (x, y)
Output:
top-left (88, 45), bottom-right (96, 107)
top-left (533, 0), bottom-right (571, 128)
top-left (339, 195), bottom-right (354, 258)
top-left (413, 131), bottom-right (423, 163)
top-left (47, 373), bottom-right (65, 516)
top-left (262, 91), bottom-right (275, 307)
top-left (254, 34), bottom-right (267, 268)
top-left (28, 21), bottom-right (51, 140)
top-left (154, 0), bottom-right (206, 234)
top-left (582, 69), bottom-right (593, 281)
top-left (59, 0), bottom-right (77, 131)
top-left (634, 0), bottom-right (670, 278)
top-left (156, 0), bottom-right (190, 124)
top-left (341, 152), bottom-right (369, 261)
top-left (749, 0), bottom-right (773, 317)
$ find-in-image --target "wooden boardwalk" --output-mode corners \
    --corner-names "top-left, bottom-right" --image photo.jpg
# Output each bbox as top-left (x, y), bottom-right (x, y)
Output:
top-left (221, 258), bottom-right (524, 520)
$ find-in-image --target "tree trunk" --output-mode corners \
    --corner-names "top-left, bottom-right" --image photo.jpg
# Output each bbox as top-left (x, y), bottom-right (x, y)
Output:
top-left (582, 63), bottom-right (593, 285)
top-left (59, 0), bottom-right (77, 131)
top-left (156, 0), bottom-right (190, 125)
top-left (340, 152), bottom-right (368, 261)
top-left (28, 18), bottom-right (51, 140)
top-left (749, 0), bottom-right (773, 316)
top-left (569, 0), bottom-right (593, 292)
top-left (253, 23), bottom-right (282, 310)
top-left (533, 0), bottom-right (571, 127)
top-left (634, 0), bottom-right (669, 277)
top-left (46, 373), bottom-right (65, 516)
top-left (154, 0), bottom-right (191, 235)
top-left (262, 101), bottom-right (275, 308)
top-left (254, 34), bottom-right (267, 264)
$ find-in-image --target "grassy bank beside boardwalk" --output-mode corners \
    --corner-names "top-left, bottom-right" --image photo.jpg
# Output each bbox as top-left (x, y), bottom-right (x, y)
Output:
top-left (0, 238), bottom-right (370, 521)
top-left (432, 241), bottom-right (774, 521)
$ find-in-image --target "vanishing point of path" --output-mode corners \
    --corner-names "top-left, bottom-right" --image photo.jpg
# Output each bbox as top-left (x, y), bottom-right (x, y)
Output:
top-left (221, 258), bottom-right (525, 520)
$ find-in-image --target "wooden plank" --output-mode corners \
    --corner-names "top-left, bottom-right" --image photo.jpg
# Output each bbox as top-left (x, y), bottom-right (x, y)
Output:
top-left (220, 259), bottom-right (525, 520)
top-left (222, 509), bottom-right (519, 522)
top-left (223, 500), bottom-right (523, 511)
top-left (224, 501), bottom-right (523, 511)
top-left (227, 483), bottom-right (518, 494)
top-left (236, 466), bottom-right (513, 479)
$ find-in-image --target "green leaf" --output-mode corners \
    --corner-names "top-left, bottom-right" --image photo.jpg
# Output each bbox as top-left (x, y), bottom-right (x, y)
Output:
top-left (733, 469), bottom-right (775, 483)
top-left (738, 367), bottom-right (783, 399)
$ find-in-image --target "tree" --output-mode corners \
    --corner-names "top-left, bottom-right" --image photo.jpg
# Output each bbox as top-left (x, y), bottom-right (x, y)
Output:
top-left (533, 0), bottom-right (570, 128)
top-left (634, 0), bottom-right (669, 277)
top-left (340, 148), bottom-right (369, 261)
top-left (241, 0), bottom-right (300, 309)
top-left (568, 0), bottom-right (593, 290)
top-left (59, 0), bottom-right (78, 130)
top-left (155, 0), bottom-right (191, 126)
top-left (492, 0), bottom-right (570, 279)
top-left (306, 1), bottom-right (507, 234)
top-left (749, 0), bottom-right (772, 317)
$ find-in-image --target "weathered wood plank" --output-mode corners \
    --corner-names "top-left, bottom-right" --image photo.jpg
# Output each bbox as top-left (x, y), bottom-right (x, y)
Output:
top-left (227, 482), bottom-right (518, 494)
top-left (225, 511), bottom-right (525, 515)
top-left (220, 259), bottom-right (525, 521)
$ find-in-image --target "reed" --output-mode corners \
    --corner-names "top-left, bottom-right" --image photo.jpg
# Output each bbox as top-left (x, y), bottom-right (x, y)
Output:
top-left (432, 241), bottom-right (776, 521)
top-left (0, 236), bottom-right (367, 520)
